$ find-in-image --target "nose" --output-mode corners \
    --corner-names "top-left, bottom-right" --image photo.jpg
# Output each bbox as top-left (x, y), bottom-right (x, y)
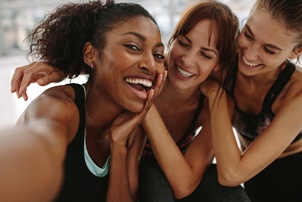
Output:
top-left (181, 50), bottom-right (196, 68)
top-left (138, 52), bottom-right (158, 74)
top-left (244, 43), bottom-right (260, 61)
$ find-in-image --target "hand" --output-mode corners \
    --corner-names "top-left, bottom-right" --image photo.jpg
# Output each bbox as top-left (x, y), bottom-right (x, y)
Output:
top-left (108, 71), bottom-right (166, 145)
top-left (10, 62), bottom-right (65, 101)
top-left (153, 70), bottom-right (167, 98)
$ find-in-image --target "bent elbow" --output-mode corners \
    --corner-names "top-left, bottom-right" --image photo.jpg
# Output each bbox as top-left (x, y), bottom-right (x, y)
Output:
top-left (173, 181), bottom-right (199, 199)
top-left (217, 170), bottom-right (243, 187)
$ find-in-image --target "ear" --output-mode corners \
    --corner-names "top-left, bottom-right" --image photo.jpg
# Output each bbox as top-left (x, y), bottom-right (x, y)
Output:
top-left (288, 47), bottom-right (302, 60)
top-left (213, 63), bottom-right (220, 72)
top-left (83, 42), bottom-right (95, 67)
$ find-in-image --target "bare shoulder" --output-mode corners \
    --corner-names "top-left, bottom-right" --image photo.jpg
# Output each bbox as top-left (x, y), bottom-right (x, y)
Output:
top-left (276, 67), bottom-right (302, 112)
top-left (43, 85), bottom-right (77, 102)
top-left (17, 85), bottom-right (80, 138)
top-left (30, 85), bottom-right (77, 116)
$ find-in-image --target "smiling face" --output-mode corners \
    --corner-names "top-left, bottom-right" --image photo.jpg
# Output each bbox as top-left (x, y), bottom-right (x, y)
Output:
top-left (167, 19), bottom-right (219, 91)
top-left (237, 7), bottom-right (298, 76)
top-left (92, 16), bottom-right (165, 113)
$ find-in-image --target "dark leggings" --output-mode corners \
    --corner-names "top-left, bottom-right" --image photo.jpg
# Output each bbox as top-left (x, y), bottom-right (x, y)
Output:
top-left (138, 159), bottom-right (251, 202)
top-left (244, 152), bottom-right (302, 202)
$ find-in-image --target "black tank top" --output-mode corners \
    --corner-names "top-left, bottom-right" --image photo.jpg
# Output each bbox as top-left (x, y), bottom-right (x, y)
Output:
top-left (55, 83), bottom-right (108, 202)
top-left (229, 62), bottom-right (302, 142)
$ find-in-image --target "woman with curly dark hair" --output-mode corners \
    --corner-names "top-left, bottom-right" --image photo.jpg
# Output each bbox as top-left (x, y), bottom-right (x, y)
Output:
top-left (0, 0), bottom-right (166, 201)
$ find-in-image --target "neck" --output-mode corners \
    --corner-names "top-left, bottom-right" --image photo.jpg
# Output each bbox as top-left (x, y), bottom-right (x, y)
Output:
top-left (84, 83), bottom-right (122, 136)
top-left (237, 63), bottom-right (285, 89)
top-left (157, 81), bottom-right (200, 108)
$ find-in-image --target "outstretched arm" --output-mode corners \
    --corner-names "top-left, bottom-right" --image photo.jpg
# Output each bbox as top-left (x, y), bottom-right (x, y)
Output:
top-left (0, 87), bottom-right (77, 201)
top-left (0, 126), bottom-right (63, 202)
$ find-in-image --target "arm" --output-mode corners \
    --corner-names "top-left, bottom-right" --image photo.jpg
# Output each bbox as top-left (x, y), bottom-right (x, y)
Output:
top-left (107, 73), bottom-right (166, 201)
top-left (142, 104), bottom-right (214, 199)
top-left (0, 126), bottom-right (63, 202)
top-left (11, 62), bottom-right (66, 101)
top-left (107, 125), bottom-right (145, 202)
top-left (0, 87), bottom-right (77, 201)
top-left (201, 80), bottom-right (302, 186)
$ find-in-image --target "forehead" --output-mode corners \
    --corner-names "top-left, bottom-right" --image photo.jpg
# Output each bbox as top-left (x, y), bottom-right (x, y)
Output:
top-left (187, 19), bottom-right (218, 47)
top-left (247, 8), bottom-right (297, 45)
top-left (109, 16), bottom-right (161, 42)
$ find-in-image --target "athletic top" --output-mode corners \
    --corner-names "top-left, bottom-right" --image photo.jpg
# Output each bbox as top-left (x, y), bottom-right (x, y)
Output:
top-left (55, 83), bottom-right (109, 202)
top-left (229, 62), bottom-right (302, 142)
top-left (141, 94), bottom-right (205, 158)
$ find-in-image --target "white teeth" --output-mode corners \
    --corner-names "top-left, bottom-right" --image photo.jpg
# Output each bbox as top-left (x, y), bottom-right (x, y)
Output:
top-left (177, 66), bottom-right (194, 77)
top-left (125, 78), bottom-right (152, 87)
top-left (243, 56), bottom-right (260, 67)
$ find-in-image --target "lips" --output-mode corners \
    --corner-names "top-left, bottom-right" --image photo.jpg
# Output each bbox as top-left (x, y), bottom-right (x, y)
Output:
top-left (125, 78), bottom-right (152, 88)
top-left (242, 56), bottom-right (262, 67)
top-left (176, 66), bottom-right (195, 78)
top-left (125, 77), bottom-right (153, 99)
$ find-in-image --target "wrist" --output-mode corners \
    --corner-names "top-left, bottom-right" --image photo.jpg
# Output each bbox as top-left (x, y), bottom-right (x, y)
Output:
top-left (110, 143), bottom-right (127, 156)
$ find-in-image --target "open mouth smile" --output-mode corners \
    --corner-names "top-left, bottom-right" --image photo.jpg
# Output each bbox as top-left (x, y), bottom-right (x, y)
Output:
top-left (176, 66), bottom-right (194, 78)
top-left (125, 77), bottom-right (153, 99)
top-left (242, 56), bottom-right (262, 67)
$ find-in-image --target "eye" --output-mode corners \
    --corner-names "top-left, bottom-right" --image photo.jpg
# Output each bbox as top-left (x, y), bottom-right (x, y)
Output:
top-left (264, 47), bottom-right (276, 55)
top-left (124, 44), bottom-right (140, 51)
top-left (200, 52), bottom-right (212, 59)
top-left (154, 53), bottom-right (165, 60)
top-left (244, 31), bottom-right (253, 41)
top-left (177, 39), bottom-right (189, 47)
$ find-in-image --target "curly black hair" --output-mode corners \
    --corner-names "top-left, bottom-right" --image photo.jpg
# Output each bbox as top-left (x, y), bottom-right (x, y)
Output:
top-left (27, 0), bottom-right (158, 78)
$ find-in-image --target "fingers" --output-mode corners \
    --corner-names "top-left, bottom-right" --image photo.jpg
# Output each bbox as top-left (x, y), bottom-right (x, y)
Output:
top-left (153, 70), bottom-right (167, 98)
top-left (18, 66), bottom-right (39, 95)
top-left (109, 82), bottom-right (159, 144)
top-left (142, 89), bottom-right (154, 115)
top-left (11, 62), bottom-right (38, 95)
top-left (36, 69), bottom-right (66, 86)
top-left (109, 90), bottom-right (155, 144)
top-left (10, 65), bottom-right (27, 94)
top-left (21, 91), bottom-right (29, 101)
top-left (109, 111), bottom-right (138, 144)
top-left (18, 62), bottom-right (57, 95)
top-left (10, 62), bottom-right (65, 100)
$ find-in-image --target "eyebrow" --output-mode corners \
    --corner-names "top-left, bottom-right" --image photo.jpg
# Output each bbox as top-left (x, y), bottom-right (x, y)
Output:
top-left (245, 25), bottom-right (283, 51)
top-left (184, 36), bottom-right (218, 56)
top-left (122, 32), bottom-right (164, 48)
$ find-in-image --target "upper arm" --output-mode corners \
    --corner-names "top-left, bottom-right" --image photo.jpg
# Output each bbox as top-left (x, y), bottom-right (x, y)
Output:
top-left (16, 87), bottom-right (79, 158)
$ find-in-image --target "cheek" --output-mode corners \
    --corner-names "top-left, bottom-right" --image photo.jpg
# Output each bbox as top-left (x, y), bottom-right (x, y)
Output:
top-left (155, 62), bottom-right (165, 75)
top-left (197, 64), bottom-right (215, 82)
